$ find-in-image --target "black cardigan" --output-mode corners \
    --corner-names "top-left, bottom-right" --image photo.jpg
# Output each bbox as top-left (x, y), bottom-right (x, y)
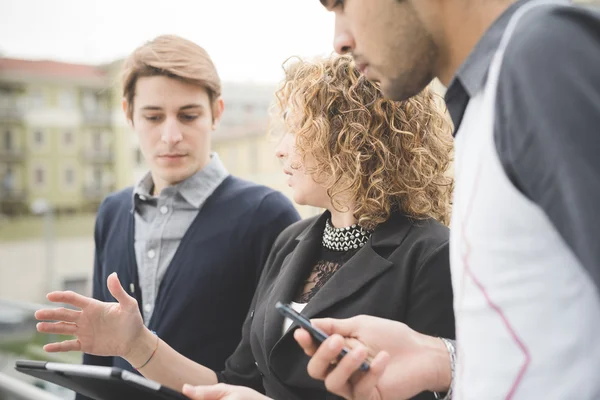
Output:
top-left (82, 176), bottom-right (300, 374)
top-left (217, 211), bottom-right (455, 400)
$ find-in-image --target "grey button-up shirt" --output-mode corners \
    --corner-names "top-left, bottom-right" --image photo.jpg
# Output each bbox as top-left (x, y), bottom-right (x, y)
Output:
top-left (133, 153), bottom-right (229, 323)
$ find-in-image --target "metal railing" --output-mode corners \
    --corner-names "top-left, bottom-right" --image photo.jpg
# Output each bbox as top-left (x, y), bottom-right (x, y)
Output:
top-left (0, 298), bottom-right (46, 314)
top-left (0, 188), bottom-right (27, 202)
top-left (0, 372), bottom-right (62, 400)
top-left (0, 299), bottom-right (69, 400)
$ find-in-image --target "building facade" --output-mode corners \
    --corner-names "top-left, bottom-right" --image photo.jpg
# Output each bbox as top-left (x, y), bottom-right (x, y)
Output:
top-left (0, 58), bottom-right (132, 215)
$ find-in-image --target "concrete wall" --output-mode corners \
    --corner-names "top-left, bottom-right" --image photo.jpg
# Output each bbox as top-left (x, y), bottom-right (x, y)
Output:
top-left (0, 238), bottom-right (94, 304)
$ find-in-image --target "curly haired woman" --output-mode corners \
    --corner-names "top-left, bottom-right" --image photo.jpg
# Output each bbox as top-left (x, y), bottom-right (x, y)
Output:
top-left (36, 55), bottom-right (455, 400)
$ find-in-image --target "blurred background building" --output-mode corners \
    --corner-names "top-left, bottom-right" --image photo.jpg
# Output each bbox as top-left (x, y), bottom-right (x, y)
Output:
top-left (0, 55), bottom-right (324, 399)
top-left (0, 55), bottom-right (324, 308)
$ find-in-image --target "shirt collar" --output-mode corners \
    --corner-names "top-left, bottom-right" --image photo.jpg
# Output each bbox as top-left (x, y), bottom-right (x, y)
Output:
top-left (132, 152), bottom-right (229, 209)
top-left (444, 0), bottom-right (530, 133)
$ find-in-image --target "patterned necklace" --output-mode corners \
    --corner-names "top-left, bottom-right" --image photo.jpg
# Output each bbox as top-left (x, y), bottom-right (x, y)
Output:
top-left (322, 218), bottom-right (373, 252)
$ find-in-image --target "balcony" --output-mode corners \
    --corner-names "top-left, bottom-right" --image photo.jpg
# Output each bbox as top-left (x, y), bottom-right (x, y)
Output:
top-left (0, 108), bottom-right (25, 123)
top-left (0, 373), bottom-right (63, 400)
top-left (82, 185), bottom-right (113, 200)
top-left (81, 110), bottom-right (112, 126)
top-left (81, 149), bottom-right (114, 164)
top-left (0, 300), bottom-right (66, 400)
top-left (0, 188), bottom-right (27, 202)
top-left (0, 149), bottom-right (25, 163)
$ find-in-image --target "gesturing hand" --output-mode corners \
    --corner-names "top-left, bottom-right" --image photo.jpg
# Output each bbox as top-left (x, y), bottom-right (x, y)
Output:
top-left (35, 272), bottom-right (145, 359)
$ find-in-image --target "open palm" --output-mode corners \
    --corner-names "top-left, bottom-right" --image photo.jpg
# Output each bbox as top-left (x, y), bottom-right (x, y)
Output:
top-left (35, 272), bottom-right (144, 359)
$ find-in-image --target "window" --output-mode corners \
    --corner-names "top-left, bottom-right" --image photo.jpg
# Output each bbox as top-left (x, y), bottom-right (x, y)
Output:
top-left (65, 168), bottom-right (75, 186)
top-left (33, 130), bottom-right (44, 146)
top-left (31, 89), bottom-right (44, 108)
top-left (63, 277), bottom-right (89, 295)
top-left (34, 167), bottom-right (45, 186)
top-left (0, 92), bottom-right (9, 108)
top-left (59, 90), bottom-right (75, 109)
top-left (93, 167), bottom-right (103, 187)
top-left (4, 130), bottom-right (12, 150)
top-left (64, 131), bottom-right (74, 147)
top-left (3, 167), bottom-right (14, 190)
top-left (83, 92), bottom-right (98, 111)
top-left (92, 131), bottom-right (102, 150)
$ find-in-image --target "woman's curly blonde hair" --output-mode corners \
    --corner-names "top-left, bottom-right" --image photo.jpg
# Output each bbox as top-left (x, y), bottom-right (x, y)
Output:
top-left (273, 55), bottom-right (454, 229)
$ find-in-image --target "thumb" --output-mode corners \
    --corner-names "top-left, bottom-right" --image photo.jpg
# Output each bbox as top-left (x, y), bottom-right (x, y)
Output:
top-left (107, 273), bottom-right (136, 307)
top-left (311, 316), bottom-right (362, 337)
top-left (182, 383), bottom-right (229, 400)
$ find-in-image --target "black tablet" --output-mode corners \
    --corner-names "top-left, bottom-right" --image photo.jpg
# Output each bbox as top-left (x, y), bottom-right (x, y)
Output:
top-left (15, 360), bottom-right (189, 400)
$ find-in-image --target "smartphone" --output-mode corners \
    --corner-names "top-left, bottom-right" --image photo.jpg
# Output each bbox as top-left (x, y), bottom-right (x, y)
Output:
top-left (275, 301), bottom-right (370, 372)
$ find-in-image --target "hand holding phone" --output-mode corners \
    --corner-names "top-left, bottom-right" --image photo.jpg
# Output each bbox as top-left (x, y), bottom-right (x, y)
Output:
top-left (275, 301), bottom-right (370, 372)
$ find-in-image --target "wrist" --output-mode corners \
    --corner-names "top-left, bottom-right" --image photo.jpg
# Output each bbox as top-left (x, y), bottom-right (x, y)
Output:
top-left (124, 327), bottom-right (156, 367)
top-left (421, 335), bottom-right (453, 393)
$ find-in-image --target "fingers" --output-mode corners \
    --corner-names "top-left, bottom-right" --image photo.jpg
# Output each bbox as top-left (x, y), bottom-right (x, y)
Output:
top-left (295, 324), bottom-right (376, 359)
top-left (306, 334), bottom-right (346, 380)
top-left (181, 384), bottom-right (268, 400)
top-left (345, 337), bottom-right (377, 360)
top-left (182, 383), bottom-right (224, 399)
top-left (43, 339), bottom-right (81, 353)
top-left (352, 351), bottom-right (390, 400)
top-left (306, 335), bottom-right (390, 400)
top-left (36, 321), bottom-right (77, 335)
top-left (35, 307), bottom-right (81, 323)
top-left (323, 343), bottom-right (370, 399)
top-left (294, 328), bottom-right (319, 356)
top-left (311, 317), bottom-right (362, 337)
top-left (46, 290), bottom-right (90, 310)
top-left (106, 273), bottom-right (136, 308)
top-left (182, 383), bottom-right (247, 400)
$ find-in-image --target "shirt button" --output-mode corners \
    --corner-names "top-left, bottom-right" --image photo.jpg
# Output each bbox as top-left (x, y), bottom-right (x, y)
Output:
top-left (160, 206), bottom-right (168, 214)
top-left (147, 249), bottom-right (156, 259)
top-left (144, 304), bottom-right (152, 313)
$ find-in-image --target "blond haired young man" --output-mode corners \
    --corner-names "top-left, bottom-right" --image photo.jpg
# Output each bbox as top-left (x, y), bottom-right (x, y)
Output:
top-left (76, 34), bottom-right (299, 399)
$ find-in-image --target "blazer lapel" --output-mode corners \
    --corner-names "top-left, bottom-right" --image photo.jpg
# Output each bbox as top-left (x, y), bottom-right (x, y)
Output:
top-left (262, 213), bottom-right (326, 354)
top-left (300, 244), bottom-right (392, 320)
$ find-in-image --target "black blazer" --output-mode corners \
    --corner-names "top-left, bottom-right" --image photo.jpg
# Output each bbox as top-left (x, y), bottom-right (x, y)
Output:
top-left (217, 211), bottom-right (455, 400)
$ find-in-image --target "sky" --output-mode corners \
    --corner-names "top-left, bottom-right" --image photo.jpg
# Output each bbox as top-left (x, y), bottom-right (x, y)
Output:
top-left (0, 0), bottom-right (336, 83)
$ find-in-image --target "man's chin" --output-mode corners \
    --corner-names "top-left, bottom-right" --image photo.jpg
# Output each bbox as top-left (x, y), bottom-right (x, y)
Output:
top-left (379, 80), bottom-right (398, 100)
top-left (156, 169), bottom-right (194, 185)
top-left (380, 79), bottom-right (419, 102)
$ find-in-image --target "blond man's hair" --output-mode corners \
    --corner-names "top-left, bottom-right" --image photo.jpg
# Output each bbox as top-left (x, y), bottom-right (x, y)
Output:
top-left (121, 34), bottom-right (221, 120)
